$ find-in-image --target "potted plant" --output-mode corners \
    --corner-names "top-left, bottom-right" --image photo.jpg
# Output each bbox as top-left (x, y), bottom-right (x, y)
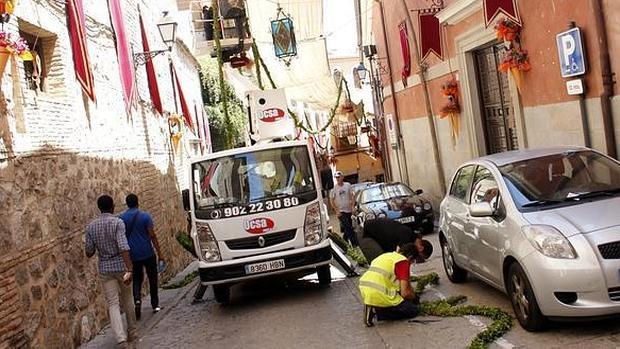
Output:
top-left (498, 47), bottom-right (531, 92)
top-left (0, 30), bottom-right (32, 78)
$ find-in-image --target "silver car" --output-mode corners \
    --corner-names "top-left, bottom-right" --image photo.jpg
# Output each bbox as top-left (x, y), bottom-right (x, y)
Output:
top-left (439, 147), bottom-right (620, 331)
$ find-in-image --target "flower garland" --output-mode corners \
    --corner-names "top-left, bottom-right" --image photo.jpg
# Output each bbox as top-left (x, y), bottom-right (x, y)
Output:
top-left (438, 79), bottom-right (460, 147)
top-left (0, 29), bottom-right (32, 78)
top-left (494, 18), bottom-right (530, 93)
top-left (411, 272), bottom-right (514, 349)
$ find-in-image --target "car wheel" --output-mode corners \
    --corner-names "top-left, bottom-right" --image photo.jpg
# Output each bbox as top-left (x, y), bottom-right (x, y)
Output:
top-left (213, 284), bottom-right (231, 305)
top-left (441, 238), bottom-right (467, 283)
top-left (507, 263), bottom-right (546, 332)
top-left (317, 265), bottom-right (332, 286)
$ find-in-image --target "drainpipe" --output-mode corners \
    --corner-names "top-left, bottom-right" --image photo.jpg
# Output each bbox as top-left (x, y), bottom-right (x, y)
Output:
top-left (375, 0), bottom-right (409, 184)
top-left (399, 0), bottom-right (447, 194)
top-left (592, 0), bottom-right (617, 158)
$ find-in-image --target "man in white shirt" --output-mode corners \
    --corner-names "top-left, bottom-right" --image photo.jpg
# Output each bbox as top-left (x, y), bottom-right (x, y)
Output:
top-left (329, 171), bottom-right (359, 246)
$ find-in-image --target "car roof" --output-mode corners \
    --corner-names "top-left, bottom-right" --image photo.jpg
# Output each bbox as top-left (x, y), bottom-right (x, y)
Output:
top-left (474, 146), bottom-right (590, 167)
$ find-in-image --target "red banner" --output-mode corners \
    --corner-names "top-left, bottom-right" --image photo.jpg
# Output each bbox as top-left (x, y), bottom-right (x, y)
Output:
top-left (419, 11), bottom-right (443, 61)
top-left (139, 13), bottom-right (163, 115)
top-left (108, 0), bottom-right (136, 114)
top-left (172, 65), bottom-right (194, 132)
top-left (66, 0), bottom-right (95, 101)
top-left (484, 0), bottom-right (521, 27)
top-left (398, 22), bottom-right (411, 82)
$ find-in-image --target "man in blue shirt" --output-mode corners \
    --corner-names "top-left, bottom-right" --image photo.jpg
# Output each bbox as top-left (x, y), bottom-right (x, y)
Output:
top-left (120, 194), bottom-right (165, 320)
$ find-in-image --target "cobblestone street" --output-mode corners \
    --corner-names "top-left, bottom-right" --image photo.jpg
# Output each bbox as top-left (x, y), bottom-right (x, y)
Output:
top-left (82, 234), bottom-right (620, 349)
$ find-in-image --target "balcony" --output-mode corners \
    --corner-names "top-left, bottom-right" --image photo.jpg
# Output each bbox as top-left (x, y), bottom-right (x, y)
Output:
top-left (183, 0), bottom-right (253, 60)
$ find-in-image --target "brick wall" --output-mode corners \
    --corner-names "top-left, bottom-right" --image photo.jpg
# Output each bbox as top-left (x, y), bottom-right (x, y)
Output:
top-left (0, 0), bottom-right (207, 347)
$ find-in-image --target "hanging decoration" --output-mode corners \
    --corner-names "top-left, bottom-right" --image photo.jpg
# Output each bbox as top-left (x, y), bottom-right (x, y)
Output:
top-left (270, 5), bottom-right (297, 67)
top-left (398, 22), bottom-right (411, 86)
top-left (495, 18), bottom-right (530, 93)
top-left (171, 64), bottom-right (195, 132)
top-left (484, 0), bottom-right (521, 27)
top-left (139, 11), bottom-right (163, 115)
top-left (108, 0), bottom-right (136, 114)
top-left (418, 9), bottom-right (443, 62)
top-left (0, 30), bottom-right (31, 78)
top-left (0, 0), bottom-right (16, 17)
top-left (168, 114), bottom-right (183, 151)
top-left (66, 0), bottom-right (95, 101)
top-left (439, 79), bottom-right (461, 147)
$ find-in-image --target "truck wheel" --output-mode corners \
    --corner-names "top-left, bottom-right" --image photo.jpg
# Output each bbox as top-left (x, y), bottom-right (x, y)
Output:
top-left (213, 285), bottom-right (231, 305)
top-left (317, 265), bottom-right (331, 286)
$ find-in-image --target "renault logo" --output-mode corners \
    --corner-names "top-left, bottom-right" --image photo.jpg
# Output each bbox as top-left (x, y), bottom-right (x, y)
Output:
top-left (258, 236), bottom-right (266, 247)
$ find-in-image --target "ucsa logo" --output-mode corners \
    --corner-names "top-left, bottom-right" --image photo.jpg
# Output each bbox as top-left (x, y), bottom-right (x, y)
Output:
top-left (257, 108), bottom-right (285, 123)
top-left (244, 218), bottom-right (275, 234)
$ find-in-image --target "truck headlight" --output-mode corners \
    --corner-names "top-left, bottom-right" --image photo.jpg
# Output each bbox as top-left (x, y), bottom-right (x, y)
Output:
top-left (414, 205), bottom-right (423, 214)
top-left (522, 225), bottom-right (577, 259)
top-left (304, 202), bottom-right (322, 246)
top-left (197, 223), bottom-right (221, 262)
top-left (423, 202), bottom-right (432, 211)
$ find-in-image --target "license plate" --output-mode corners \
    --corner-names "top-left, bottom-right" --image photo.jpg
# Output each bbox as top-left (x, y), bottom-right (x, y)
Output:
top-left (245, 259), bottom-right (285, 274)
top-left (397, 216), bottom-right (415, 224)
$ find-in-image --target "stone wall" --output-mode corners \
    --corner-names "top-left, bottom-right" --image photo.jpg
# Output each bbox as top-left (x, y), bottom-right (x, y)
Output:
top-left (0, 0), bottom-right (207, 347)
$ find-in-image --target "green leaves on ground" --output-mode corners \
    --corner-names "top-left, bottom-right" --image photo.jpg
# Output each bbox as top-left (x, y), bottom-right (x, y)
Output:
top-left (328, 232), bottom-right (368, 266)
top-left (162, 271), bottom-right (198, 290)
top-left (412, 273), bottom-right (513, 349)
top-left (175, 232), bottom-right (197, 258)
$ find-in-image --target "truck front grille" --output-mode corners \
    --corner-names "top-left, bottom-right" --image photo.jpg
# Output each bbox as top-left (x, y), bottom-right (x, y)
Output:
top-left (225, 229), bottom-right (297, 250)
top-left (598, 241), bottom-right (620, 259)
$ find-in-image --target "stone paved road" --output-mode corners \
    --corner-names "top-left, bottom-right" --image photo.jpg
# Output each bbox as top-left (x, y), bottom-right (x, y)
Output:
top-left (84, 233), bottom-right (620, 349)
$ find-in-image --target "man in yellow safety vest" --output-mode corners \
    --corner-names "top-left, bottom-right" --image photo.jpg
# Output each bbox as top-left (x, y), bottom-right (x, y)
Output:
top-left (359, 241), bottom-right (432, 327)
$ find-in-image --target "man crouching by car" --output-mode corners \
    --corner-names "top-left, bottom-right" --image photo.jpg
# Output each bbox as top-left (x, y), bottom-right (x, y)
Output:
top-left (359, 241), bottom-right (432, 327)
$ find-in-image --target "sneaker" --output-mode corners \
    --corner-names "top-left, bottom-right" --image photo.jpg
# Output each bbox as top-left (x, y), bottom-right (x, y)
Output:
top-left (364, 305), bottom-right (375, 327)
top-left (153, 306), bottom-right (161, 313)
top-left (134, 301), bottom-right (141, 321)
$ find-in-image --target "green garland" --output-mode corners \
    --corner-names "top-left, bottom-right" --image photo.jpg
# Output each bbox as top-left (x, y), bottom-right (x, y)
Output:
top-left (328, 232), bottom-right (368, 266)
top-left (212, 0), bottom-right (234, 148)
top-left (409, 273), bottom-right (513, 349)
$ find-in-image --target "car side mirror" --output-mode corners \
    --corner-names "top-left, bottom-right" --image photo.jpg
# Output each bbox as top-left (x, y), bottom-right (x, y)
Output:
top-left (182, 189), bottom-right (191, 211)
top-left (415, 189), bottom-right (424, 195)
top-left (320, 168), bottom-right (334, 191)
top-left (469, 202), bottom-right (494, 217)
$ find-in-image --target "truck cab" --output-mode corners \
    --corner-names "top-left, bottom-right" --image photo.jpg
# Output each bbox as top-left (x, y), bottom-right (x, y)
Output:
top-left (187, 140), bottom-right (332, 303)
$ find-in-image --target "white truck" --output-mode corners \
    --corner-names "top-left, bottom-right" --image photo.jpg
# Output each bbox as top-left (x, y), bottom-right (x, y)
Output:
top-left (183, 140), bottom-right (333, 304)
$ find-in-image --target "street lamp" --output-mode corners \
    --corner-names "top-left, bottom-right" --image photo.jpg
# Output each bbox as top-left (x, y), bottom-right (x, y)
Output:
top-left (133, 11), bottom-right (178, 66)
top-left (355, 62), bottom-right (368, 81)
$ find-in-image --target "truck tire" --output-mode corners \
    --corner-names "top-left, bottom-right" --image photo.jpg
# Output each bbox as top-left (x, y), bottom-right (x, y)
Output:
top-left (359, 237), bottom-right (383, 262)
top-left (213, 285), bottom-right (231, 305)
top-left (317, 265), bottom-right (331, 286)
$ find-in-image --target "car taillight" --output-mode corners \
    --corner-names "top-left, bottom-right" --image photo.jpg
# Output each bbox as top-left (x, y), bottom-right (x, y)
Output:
top-left (197, 223), bottom-right (221, 262)
top-left (304, 202), bottom-right (322, 246)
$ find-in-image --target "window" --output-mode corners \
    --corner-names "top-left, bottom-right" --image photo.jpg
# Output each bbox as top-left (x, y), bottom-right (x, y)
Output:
top-left (450, 165), bottom-right (475, 202)
top-left (19, 31), bottom-right (46, 92)
top-left (471, 167), bottom-right (500, 208)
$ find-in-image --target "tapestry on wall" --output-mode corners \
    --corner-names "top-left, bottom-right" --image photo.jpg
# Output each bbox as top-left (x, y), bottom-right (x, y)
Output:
top-left (66, 0), bottom-right (96, 101)
top-left (139, 12), bottom-right (163, 115)
top-left (108, 0), bottom-right (136, 115)
top-left (398, 21), bottom-right (410, 86)
top-left (419, 9), bottom-right (443, 62)
top-left (484, 0), bottom-right (521, 27)
top-left (171, 64), bottom-right (194, 132)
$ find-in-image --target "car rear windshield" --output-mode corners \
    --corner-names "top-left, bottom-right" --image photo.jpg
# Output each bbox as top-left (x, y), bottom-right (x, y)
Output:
top-left (360, 183), bottom-right (413, 204)
top-left (499, 150), bottom-right (620, 210)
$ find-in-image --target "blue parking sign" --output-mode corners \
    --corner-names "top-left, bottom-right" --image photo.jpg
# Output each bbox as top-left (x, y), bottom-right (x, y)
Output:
top-left (556, 28), bottom-right (586, 78)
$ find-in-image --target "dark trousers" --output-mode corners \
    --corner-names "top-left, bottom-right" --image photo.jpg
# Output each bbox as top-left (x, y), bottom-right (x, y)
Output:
top-left (132, 255), bottom-right (159, 308)
top-left (375, 300), bottom-right (419, 321)
top-left (339, 212), bottom-right (359, 246)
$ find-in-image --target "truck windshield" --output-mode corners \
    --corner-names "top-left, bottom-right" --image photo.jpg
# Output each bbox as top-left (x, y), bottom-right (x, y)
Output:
top-left (192, 145), bottom-right (316, 210)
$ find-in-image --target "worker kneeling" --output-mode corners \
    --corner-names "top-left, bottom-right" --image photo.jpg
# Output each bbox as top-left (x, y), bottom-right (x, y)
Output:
top-left (359, 241), bottom-right (432, 327)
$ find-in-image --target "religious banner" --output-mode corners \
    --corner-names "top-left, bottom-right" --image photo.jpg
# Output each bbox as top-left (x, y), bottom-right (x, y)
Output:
top-left (172, 64), bottom-right (194, 132)
top-left (139, 12), bottom-right (163, 115)
top-left (108, 0), bottom-right (136, 114)
top-left (66, 0), bottom-right (95, 101)
top-left (419, 9), bottom-right (443, 61)
top-left (484, 0), bottom-right (521, 27)
top-left (398, 22), bottom-right (411, 85)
